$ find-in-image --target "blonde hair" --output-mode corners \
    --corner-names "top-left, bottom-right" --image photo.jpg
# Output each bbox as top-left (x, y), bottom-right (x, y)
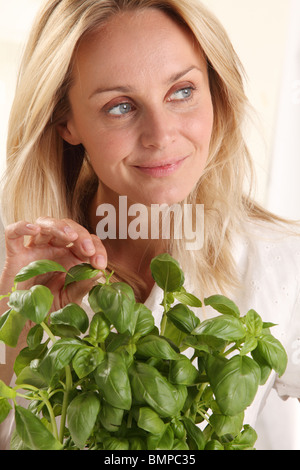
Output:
top-left (0, 0), bottom-right (282, 299)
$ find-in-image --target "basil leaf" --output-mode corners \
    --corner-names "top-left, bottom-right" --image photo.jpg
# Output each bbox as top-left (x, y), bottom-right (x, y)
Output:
top-left (138, 407), bottom-right (166, 435)
top-left (0, 309), bottom-right (27, 348)
top-left (173, 288), bottom-right (202, 307)
top-left (182, 416), bottom-right (205, 450)
top-left (95, 283), bottom-right (136, 334)
top-left (0, 398), bottom-right (12, 424)
top-left (50, 303), bottom-right (89, 334)
top-left (206, 355), bottom-right (261, 416)
top-left (103, 437), bottom-right (129, 450)
top-left (9, 285), bottom-right (53, 324)
top-left (210, 412), bottom-right (244, 437)
top-left (14, 260), bottom-right (66, 283)
top-left (193, 315), bottom-right (245, 342)
top-left (136, 335), bottom-right (179, 360)
top-left (204, 295), bottom-right (240, 318)
top-left (167, 303), bottom-right (200, 334)
top-left (27, 324), bottom-right (44, 350)
top-left (67, 392), bottom-right (100, 449)
top-left (37, 338), bottom-right (84, 384)
top-left (72, 346), bottom-right (105, 379)
top-left (0, 380), bottom-right (17, 399)
top-left (147, 423), bottom-right (174, 450)
top-left (133, 303), bottom-right (155, 337)
top-left (64, 263), bottom-right (100, 287)
top-left (150, 253), bottom-right (185, 292)
top-left (99, 401), bottom-right (124, 432)
top-left (86, 312), bottom-right (110, 345)
top-left (129, 362), bottom-right (183, 418)
top-left (168, 355), bottom-right (200, 385)
top-left (15, 405), bottom-right (63, 450)
top-left (94, 352), bottom-right (132, 410)
top-left (255, 333), bottom-right (288, 377)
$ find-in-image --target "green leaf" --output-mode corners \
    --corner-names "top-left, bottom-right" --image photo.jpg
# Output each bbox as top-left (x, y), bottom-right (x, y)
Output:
top-left (210, 412), bottom-right (244, 437)
top-left (138, 407), bottom-right (166, 435)
top-left (103, 437), bottom-right (130, 450)
top-left (182, 416), bottom-right (205, 450)
top-left (239, 336), bottom-right (258, 356)
top-left (50, 303), bottom-right (89, 334)
top-left (193, 315), bottom-right (245, 341)
top-left (133, 303), bottom-right (155, 337)
top-left (204, 439), bottom-right (224, 450)
top-left (15, 365), bottom-right (48, 389)
top-left (173, 288), bottom-right (202, 307)
top-left (13, 343), bottom-right (48, 376)
top-left (14, 259), bottom-right (66, 283)
top-left (150, 253), bottom-right (185, 292)
top-left (72, 346), bottom-right (105, 379)
top-left (94, 283), bottom-right (136, 334)
top-left (37, 338), bottom-right (84, 383)
top-left (167, 303), bottom-right (200, 334)
top-left (8, 285), bottom-right (53, 324)
top-left (251, 348), bottom-right (272, 385)
top-left (168, 355), bottom-right (200, 385)
top-left (27, 324), bottom-right (44, 350)
top-left (225, 425), bottom-right (257, 450)
top-left (129, 362), bottom-right (184, 418)
top-left (64, 263), bottom-right (100, 287)
top-left (94, 352), bottom-right (132, 410)
top-left (147, 423), bottom-right (174, 450)
top-left (245, 309), bottom-right (263, 336)
top-left (136, 335), bottom-right (179, 360)
top-left (0, 398), bottom-right (12, 424)
top-left (0, 309), bottom-right (27, 348)
top-left (204, 295), bottom-right (240, 318)
top-left (0, 380), bottom-right (16, 399)
top-left (86, 312), bottom-right (110, 345)
top-left (255, 333), bottom-right (288, 377)
top-left (67, 392), bottom-right (100, 449)
top-left (206, 355), bottom-right (261, 416)
top-left (99, 401), bottom-right (124, 432)
top-left (15, 405), bottom-right (63, 450)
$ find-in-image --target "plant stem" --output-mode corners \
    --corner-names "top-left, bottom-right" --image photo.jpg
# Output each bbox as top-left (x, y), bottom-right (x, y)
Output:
top-left (59, 365), bottom-right (73, 443)
top-left (41, 321), bottom-right (57, 344)
top-left (44, 397), bottom-right (59, 441)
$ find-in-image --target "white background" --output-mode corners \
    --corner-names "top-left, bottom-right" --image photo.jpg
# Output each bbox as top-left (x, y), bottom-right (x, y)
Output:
top-left (0, 0), bottom-right (300, 449)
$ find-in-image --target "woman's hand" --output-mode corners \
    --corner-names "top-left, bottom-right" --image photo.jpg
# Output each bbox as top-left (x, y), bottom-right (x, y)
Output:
top-left (0, 217), bottom-right (107, 311)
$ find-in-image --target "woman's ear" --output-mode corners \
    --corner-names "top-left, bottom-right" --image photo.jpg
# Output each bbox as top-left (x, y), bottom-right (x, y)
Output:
top-left (56, 120), bottom-right (82, 146)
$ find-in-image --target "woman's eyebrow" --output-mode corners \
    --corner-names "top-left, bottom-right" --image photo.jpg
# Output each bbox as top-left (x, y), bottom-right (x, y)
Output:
top-left (88, 65), bottom-right (202, 100)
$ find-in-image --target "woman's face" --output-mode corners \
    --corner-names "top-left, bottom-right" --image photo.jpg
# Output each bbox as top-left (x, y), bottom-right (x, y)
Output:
top-left (63, 9), bottom-right (214, 207)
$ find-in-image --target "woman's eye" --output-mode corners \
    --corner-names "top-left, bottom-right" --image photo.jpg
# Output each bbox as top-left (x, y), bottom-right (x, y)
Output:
top-left (107, 102), bottom-right (133, 116)
top-left (170, 87), bottom-right (194, 101)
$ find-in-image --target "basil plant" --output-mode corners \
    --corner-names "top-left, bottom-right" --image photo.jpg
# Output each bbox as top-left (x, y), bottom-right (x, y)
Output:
top-left (0, 254), bottom-right (287, 450)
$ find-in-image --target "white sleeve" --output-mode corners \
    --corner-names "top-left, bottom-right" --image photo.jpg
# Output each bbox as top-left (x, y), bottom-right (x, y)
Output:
top-left (274, 289), bottom-right (300, 399)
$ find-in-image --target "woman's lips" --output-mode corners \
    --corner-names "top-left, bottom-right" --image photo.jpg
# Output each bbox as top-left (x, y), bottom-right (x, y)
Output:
top-left (134, 157), bottom-right (187, 177)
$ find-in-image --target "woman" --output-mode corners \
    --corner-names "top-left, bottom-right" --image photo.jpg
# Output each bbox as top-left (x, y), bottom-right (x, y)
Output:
top-left (0, 0), bottom-right (299, 449)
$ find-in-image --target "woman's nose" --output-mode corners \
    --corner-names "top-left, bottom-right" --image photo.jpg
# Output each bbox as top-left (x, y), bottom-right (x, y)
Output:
top-left (140, 108), bottom-right (177, 150)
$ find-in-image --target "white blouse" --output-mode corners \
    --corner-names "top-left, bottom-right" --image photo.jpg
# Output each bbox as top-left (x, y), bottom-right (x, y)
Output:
top-left (1, 220), bottom-right (300, 449)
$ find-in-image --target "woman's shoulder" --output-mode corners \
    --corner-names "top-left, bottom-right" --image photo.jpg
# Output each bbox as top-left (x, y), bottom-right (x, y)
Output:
top-left (234, 218), bottom-right (300, 263)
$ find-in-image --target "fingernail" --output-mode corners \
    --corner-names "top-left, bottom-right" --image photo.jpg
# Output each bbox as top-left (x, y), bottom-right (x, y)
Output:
top-left (82, 239), bottom-right (95, 254)
top-left (64, 226), bottom-right (76, 236)
top-left (95, 255), bottom-right (107, 269)
top-left (26, 224), bottom-right (39, 231)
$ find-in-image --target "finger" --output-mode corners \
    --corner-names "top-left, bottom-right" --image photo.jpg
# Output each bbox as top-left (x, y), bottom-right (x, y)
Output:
top-left (89, 234), bottom-right (107, 269)
top-left (5, 221), bottom-right (41, 254)
top-left (27, 217), bottom-right (78, 247)
top-left (57, 219), bottom-right (107, 261)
